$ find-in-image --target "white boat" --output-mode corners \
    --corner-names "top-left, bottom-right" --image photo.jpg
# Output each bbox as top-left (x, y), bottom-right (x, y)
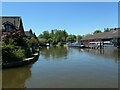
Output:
top-left (89, 41), bottom-right (114, 48)
top-left (67, 42), bottom-right (85, 47)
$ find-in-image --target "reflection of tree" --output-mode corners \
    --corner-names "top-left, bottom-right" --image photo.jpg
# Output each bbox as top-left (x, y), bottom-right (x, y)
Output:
top-left (40, 46), bottom-right (68, 60)
top-left (82, 48), bottom-right (120, 62)
top-left (2, 65), bottom-right (32, 88)
top-left (0, 48), bottom-right (2, 65)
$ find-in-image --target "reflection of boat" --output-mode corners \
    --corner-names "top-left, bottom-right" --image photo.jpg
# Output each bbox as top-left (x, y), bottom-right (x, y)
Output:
top-left (80, 49), bottom-right (84, 52)
top-left (89, 42), bottom-right (100, 48)
top-left (2, 52), bottom-right (39, 69)
top-left (67, 42), bottom-right (85, 47)
top-left (103, 41), bottom-right (114, 47)
top-left (46, 43), bottom-right (50, 46)
top-left (89, 41), bottom-right (114, 48)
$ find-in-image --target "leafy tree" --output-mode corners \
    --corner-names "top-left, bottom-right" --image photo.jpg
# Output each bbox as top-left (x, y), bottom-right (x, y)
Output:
top-left (54, 30), bottom-right (68, 43)
top-left (66, 34), bottom-right (76, 43)
top-left (29, 29), bottom-right (33, 34)
top-left (38, 29), bottom-right (68, 45)
top-left (43, 31), bottom-right (50, 40)
top-left (38, 34), bottom-right (43, 38)
top-left (93, 30), bottom-right (102, 34)
top-left (76, 35), bottom-right (82, 41)
top-left (104, 28), bottom-right (110, 32)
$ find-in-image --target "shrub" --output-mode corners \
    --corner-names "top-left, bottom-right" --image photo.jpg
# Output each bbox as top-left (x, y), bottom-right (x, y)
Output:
top-left (12, 49), bottom-right (25, 59)
top-left (24, 48), bottom-right (32, 58)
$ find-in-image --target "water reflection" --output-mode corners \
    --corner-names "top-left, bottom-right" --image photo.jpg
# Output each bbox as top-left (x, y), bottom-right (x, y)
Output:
top-left (2, 65), bottom-right (32, 88)
top-left (27, 47), bottom-right (118, 88)
top-left (40, 46), bottom-right (120, 62)
top-left (40, 46), bottom-right (68, 60)
top-left (2, 47), bottom-right (119, 88)
top-left (80, 48), bottom-right (120, 62)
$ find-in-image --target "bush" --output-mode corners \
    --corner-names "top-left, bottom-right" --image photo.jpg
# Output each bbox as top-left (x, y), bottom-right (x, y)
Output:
top-left (2, 41), bottom-right (25, 63)
top-left (24, 48), bottom-right (32, 58)
top-left (2, 31), bottom-right (39, 63)
top-left (2, 48), bottom-right (25, 63)
top-left (12, 49), bottom-right (25, 59)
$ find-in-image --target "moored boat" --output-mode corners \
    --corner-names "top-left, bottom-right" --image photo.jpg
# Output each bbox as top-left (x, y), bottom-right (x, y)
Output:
top-left (2, 52), bottom-right (39, 69)
top-left (67, 42), bottom-right (85, 48)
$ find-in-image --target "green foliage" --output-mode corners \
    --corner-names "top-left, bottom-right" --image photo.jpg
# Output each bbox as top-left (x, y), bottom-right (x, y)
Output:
top-left (54, 30), bottom-right (68, 42)
top-left (38, 29), bottom-right (68, 45)
top-left (38, 38), bottom-right (46, 45)
top-left (77, 35), bottom-right (82, 40)
top-left (2, 41), bottom-right (15, 50)
top-left (93, 30), bottom-right (102, 34)
top-left (2, 40), bottom-right (25, 63)
top-left (76, 35), bottom-right (83, 42)
top-left (104, 28), bottom-right (110, 32)
top-left (29, 29), bottom-right (33, 34)
top-left (38, 30), bottom-right (85, 45)
top-left (2, 29), bottom-right (39, 63)
top-left (66, 34), bottom-right (76, 42)
top-left (24, 48), bottom-right (32, 58)
top-left (12, 49), bottom-right (25, 59)
top-left (39, 31), bottom-right (50, 40)
top-left (30, 37), bottom-right (39, 44)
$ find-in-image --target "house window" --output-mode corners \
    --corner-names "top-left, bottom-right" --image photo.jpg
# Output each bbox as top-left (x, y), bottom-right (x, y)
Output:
top-left (4, 24), bottom-right (12, 32)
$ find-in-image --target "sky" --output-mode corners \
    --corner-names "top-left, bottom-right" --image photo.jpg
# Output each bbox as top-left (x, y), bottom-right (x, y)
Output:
top-left (2, 2), bottom-right (118, 36)
top-left (1, 0), bottom-right (120, 2)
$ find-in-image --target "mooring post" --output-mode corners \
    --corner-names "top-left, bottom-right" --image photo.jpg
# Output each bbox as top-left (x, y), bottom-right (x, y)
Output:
top-left (100, 41), bottom-right (102, 49)
top-left (102, 41), bottom-right (104, 49)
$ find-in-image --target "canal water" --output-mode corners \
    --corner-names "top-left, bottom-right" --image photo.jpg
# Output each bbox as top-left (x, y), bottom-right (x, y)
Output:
top-left (2, 47), bottom-right (120, 88)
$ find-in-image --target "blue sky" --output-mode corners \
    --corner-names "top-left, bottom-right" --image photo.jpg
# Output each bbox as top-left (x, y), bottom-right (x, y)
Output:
top-left (2, 2), bottom-right (118, 36)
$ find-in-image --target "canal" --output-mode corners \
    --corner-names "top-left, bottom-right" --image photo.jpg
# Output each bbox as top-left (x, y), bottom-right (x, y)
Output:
top-left (2, 47), bottom-right (120, 88)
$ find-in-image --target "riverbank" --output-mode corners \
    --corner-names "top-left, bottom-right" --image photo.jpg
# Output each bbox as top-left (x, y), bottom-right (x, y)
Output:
top-left (2, 52), bottom-right (39, 69)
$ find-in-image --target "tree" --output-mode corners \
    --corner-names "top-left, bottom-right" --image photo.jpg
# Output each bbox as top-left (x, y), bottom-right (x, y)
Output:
top-left (76, 35), bottom-right (82, 42)
top-left (38, 31), bottom-right (50, 43)
top-left (29, 29), bottom-right (33, 34)
top-left (43, 31), bottom-right (50, 40)
top-left (93, 30), bottom-right (102, 34)
top-left (104, 28), bottom-right (110, 32)
top-left (63, 30), bottom-right (68, 41)
top-left (66, 34), bottom-right (76, 43)
top-left (54, 30), bottom-right (68, 42)
top-left (38, 29), bottom-right (69, 45)
top-left (38, 34), bottom-right (43, 38)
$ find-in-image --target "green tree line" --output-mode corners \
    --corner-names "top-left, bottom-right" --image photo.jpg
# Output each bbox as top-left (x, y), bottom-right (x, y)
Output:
top-left (38, 29), bottom-right (83, 46)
